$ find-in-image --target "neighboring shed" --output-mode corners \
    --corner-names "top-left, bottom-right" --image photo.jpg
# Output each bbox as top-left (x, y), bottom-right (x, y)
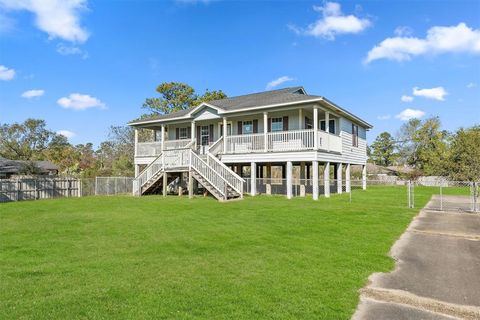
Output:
top-left (0, 159), bottom-right (59, 179)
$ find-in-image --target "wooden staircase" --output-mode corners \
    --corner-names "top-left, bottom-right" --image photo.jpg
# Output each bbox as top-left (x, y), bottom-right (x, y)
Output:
top-left (134, 147), bottom-right (244, 201)
top-left (191, 170), bottom-right (241, 201)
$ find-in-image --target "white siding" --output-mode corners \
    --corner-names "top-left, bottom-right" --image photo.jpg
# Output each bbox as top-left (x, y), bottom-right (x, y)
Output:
top-left (339, 118), bottom-right (367, 165)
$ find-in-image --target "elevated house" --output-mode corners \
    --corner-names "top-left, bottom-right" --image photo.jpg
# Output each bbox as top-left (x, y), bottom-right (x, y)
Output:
top-left (129, 87), bottom-right (372, 201)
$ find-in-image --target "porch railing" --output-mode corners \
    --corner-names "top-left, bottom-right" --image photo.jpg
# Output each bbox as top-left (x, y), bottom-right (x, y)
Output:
top-left (266, 129), bottom-right (314, 152)
top-left (317, 131), bottom-right (342, 153)
top-left (163, 139), bottom-right (192, 150)
top-left (136, 139), bottom-right (193, 157)
top-left (224, 129), bottom-right (342, 154)
top-left (225, 132), bottom-right (265, 154)
top-left (136, 142), bottom-right (162, 157)
top-left (136, 130), bottom-right (343, 157)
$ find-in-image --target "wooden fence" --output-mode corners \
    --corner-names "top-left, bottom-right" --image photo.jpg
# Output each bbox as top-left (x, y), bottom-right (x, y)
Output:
top-left (0, 177), bottom-right (80, 203)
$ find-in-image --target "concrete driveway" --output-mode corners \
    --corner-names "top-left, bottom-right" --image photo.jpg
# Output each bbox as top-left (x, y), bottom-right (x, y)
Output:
top-left (353, 195), bottom-right (480, 320)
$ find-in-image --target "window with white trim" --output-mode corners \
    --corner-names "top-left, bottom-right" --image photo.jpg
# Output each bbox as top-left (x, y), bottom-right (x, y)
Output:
top-left (352, 124), bottom-right (359, 147)
top-left (242, 121), bottom-right (253, 134)
top-left (270, 117), bottom-right (283, 132)
top-left (320, 119), bottom-right (336, 134)
top-left (179, 127), bottom-right (188, 139)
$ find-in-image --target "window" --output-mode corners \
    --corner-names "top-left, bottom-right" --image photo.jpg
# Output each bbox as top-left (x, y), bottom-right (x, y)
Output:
top-left (155, 130), bottom-right (162, 142)
top-left (305, 117), bottom-right (312, 129)
top-left (179, 127), bottom-right (188, 139)
top-left (352, 124), bottom-right (359, 147)
top-left (320, 119), bottom-right (336, 134)
top-left (242, 121), bottom-right (253, 134)
top-left (200, 126), bottom-right (209, 146)
top-left (270, 117), bottom-right (283, 132)
top-left (219, 123), bottom-right (232, 136)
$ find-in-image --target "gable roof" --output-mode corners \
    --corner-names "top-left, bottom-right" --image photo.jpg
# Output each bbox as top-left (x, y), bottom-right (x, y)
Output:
top-left (129, 86), bottom-right (372, 128)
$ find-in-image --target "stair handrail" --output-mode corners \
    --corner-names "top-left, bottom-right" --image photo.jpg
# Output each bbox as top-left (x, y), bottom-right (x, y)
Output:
top-left (134, 152), bottom-right (164, 194)
top-left (208, 136), bottom-right (223, 156)
top-left (206, 153), bottom-right (244, 195)
top-left (185, 140), bottom-right (195, 149)
top-left (189, 150), bottom-right (230, 200)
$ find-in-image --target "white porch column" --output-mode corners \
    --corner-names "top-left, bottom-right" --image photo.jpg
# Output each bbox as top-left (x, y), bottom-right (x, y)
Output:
top-left (325, 111), bottom-right (330, 151)
top-left (134, 128), bottom-right (138, 157)
top-left (223, 117), bottom-right (227, 154)
top-left (266, 163), bottom-right (272, 195)
top-left (286, 161), bottom-right (293, 199)
top-left (161, 125), bottom-right (165, 151)
top-left (188, 170), bottom-right (193, 199)
top-left (263, 112), bottom-right (268, 152)
top-left (324, 162), bottom-right (330, 198)
top-left (191, 121), bottom-right (196, 148)
top-left (312, 161), bottom-right (319, 200)
top-left (362, 164), bottom-right (367, 190)
top-left (163, 172), bottom-right (167, 197)
top-left (298, 108), bottom-right (303, 129)
top-left (300, 162), bottom-right (306, 197)
top-left (337, 163), bottom-right (343, 194)
top-left (134, 164), bottom-right (140, 177)
top-left (251, 162), bottom-right (257, 196)
top-left (313, 106), bottom-right (319, 150)
top-left (346, 163), bottom-right (351, 192)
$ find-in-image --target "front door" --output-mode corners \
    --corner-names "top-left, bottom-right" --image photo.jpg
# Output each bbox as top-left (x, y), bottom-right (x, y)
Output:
top-left (200, 126), bottom-right (209, 146)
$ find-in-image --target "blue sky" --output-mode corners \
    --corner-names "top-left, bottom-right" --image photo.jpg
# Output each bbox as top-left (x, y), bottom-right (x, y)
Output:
top-left (0, 0), bottom-right (479, 146)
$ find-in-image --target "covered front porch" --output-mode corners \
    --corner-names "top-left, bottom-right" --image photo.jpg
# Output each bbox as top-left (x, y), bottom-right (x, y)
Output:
top-left (134, 104), bottom-right (343, 157)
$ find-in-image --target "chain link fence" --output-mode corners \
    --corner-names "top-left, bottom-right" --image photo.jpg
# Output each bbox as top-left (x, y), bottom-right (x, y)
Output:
top-left (415, 181), bottom-right (479, 213)
top-left (240, 178), bottom-right (479, 212)
top-left (93, 177), bottom-right (134, 196)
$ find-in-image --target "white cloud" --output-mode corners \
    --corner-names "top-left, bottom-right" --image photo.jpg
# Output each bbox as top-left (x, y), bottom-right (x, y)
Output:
top-left (365, 23), bottom-right (480, 63)
top-left (0, 64), bottom-right (15, 80)
top-left (57, 130), bottom-right (75, 138)
top-left (57, 93), bottom-right (106, 110)
top-left (413, 86), bottom-right (447, 101)
top-left (289, 2), bottom-right (371, 40)
top-left (394, 26), bottom-right (413, 37)
top-left (21, 89), bottom-right (44, 98)
top-left (266, 76), bottom-right (294, 90)
top-left (401, 95), bottom-right (414, 102)
top-left (0, 0), bottom-right (89, 43)
top-left (377, 115), bottom-right (391, 120)
top-left (467, 82), bottom-right (477, 89)
top-left (395, 108), bottom-right (425, 121)
top-left (56, 43), bottom-right (88, 58)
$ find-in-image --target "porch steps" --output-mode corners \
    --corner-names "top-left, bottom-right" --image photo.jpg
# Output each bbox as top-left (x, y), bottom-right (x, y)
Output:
top-left (141, 171), bottom-right (165, 194)
top-left (191, 170), bottom-right (241, 201)
top-left (135, 148), bottom-right (244, 201)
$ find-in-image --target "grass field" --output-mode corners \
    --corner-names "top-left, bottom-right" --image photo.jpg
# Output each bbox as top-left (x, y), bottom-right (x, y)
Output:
top-left (0, 187), bottom-right (435, 319)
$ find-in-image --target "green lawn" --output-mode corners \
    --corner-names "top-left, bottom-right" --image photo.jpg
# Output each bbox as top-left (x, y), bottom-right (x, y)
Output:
top-left (1, 187), bottom-right (434, 319)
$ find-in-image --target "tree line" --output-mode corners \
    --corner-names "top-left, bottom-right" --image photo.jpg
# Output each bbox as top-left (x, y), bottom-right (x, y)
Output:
top-left (1, 82), bottom-right (477, 181)
top-left (0, 82), bottom-right (225, 178)
top-left (369, 117), bottom-right (479, 181)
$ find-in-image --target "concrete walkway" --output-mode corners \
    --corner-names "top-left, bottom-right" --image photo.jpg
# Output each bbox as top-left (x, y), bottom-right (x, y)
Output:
top-left (353, 196), bottom-right (480, 320)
